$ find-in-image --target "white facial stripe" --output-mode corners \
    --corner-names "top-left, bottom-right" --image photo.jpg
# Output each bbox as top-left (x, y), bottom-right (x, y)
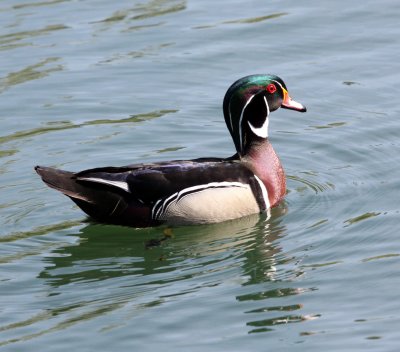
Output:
top-left (271, 80), bottom-right (284, 91)
top-left (152, 182), bottom-right (249, 220)
top-left (238, 94), bottom-right (256, 152)
top-left (78, 177), bottom-right (130, 193)
top-left (247, 96), bottom-right (270, 138)
top-left (254, 175), bottom-right (270, 209)
top-left (228, 99), bottom-right (234, 134)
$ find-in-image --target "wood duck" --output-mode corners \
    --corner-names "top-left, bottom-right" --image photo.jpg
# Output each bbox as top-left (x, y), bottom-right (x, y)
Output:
top-left (35, 74), bottom-right (306, 227)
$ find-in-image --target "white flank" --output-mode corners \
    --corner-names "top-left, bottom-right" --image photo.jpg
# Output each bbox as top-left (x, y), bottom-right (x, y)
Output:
top-left (254, 175), bottom-right (270, 210)
top-left (78, 177), bottom-right (131, 192)
top-left (152, 181), bottom-right (249, 220)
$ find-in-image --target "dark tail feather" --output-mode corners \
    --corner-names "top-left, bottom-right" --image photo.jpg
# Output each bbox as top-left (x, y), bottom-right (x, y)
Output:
top-left (35, 166), bottom-right (92, 202)
top-left (34, 166), bottom-right (129, 221)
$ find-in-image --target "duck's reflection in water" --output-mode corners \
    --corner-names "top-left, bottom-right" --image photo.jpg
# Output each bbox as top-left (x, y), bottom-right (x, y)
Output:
top-left (37, 205), bottom-right (316, 334)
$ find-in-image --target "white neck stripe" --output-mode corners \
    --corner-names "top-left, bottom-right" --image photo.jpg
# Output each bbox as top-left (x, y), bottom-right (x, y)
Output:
top-left (254, 175), bottom-right (270, 209)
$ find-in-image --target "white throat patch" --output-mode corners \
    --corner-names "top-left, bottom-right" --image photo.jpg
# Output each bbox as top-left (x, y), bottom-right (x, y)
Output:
top-left (247, 96), bottom-right (270, 138)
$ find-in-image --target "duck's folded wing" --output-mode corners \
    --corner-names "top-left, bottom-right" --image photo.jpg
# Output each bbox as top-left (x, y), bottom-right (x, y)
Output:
top-left (75, 159), bottom-right (268, 210)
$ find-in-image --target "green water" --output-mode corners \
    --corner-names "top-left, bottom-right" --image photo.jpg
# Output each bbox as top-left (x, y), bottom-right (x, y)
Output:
top-left (1, 0), bottom-right (400, 350)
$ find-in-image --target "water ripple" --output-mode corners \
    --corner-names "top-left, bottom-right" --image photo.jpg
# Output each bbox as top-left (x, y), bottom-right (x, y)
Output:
top-left (0, 109), bottom-right (177, 146)
top-left (344, 212), bottom-right (381, 227)
top-left (131, 0), bottom-right (186, 21)
top-left (0, 57), bottom-right (63, 92)
top-left (247, 313), bottom-right (321, 334)
top-left (0, 24), bottom-right (68, 50)
top-left (287, 173), bottom-right (335, 194)
top-left (193, 12), bottom-right (288, 29)
top-left (238, 286), bottom-right (319, 333)
top-left (96, 43), bottom-right (174, 65)
top-left (11, 0), bottom-right (68, 10)
top-left (0, 220), bottom-right (82, 243)
top-left (96, 0), bottom-right (186, 24)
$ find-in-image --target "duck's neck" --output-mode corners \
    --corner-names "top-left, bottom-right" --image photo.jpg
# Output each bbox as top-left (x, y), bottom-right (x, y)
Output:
top-left (241, 138), bottom-right (286, 208)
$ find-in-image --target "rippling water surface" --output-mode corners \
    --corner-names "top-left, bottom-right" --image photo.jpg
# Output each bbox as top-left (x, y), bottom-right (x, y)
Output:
top-left (1, 0), bottom-right (400, 350)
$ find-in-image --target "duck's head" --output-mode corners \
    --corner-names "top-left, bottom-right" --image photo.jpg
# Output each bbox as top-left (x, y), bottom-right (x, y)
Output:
top-left (223, 74), bottom-right (306, 155)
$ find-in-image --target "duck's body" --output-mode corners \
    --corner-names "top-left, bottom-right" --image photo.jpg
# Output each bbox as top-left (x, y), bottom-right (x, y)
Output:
top-left (35, 143), bottom-right (282, 227)
top-left (35, 74), bottom-right (306, 227)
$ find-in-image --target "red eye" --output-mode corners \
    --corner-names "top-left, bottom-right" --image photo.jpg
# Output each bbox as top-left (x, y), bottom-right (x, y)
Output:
top-left (266, 84), bottom-right (277, 94)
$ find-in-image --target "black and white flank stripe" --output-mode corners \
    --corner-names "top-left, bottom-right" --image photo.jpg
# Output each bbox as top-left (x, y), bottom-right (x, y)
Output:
top-left (151, 178), bottom-right (270, 225)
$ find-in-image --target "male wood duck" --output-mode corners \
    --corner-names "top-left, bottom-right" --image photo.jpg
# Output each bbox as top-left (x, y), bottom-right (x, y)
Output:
top-left (35, 74), bottom-right (306, 227)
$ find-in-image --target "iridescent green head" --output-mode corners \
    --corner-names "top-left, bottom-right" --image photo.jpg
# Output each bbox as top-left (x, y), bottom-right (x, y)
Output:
top-left (222, 74), bottom-right (306, 155)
